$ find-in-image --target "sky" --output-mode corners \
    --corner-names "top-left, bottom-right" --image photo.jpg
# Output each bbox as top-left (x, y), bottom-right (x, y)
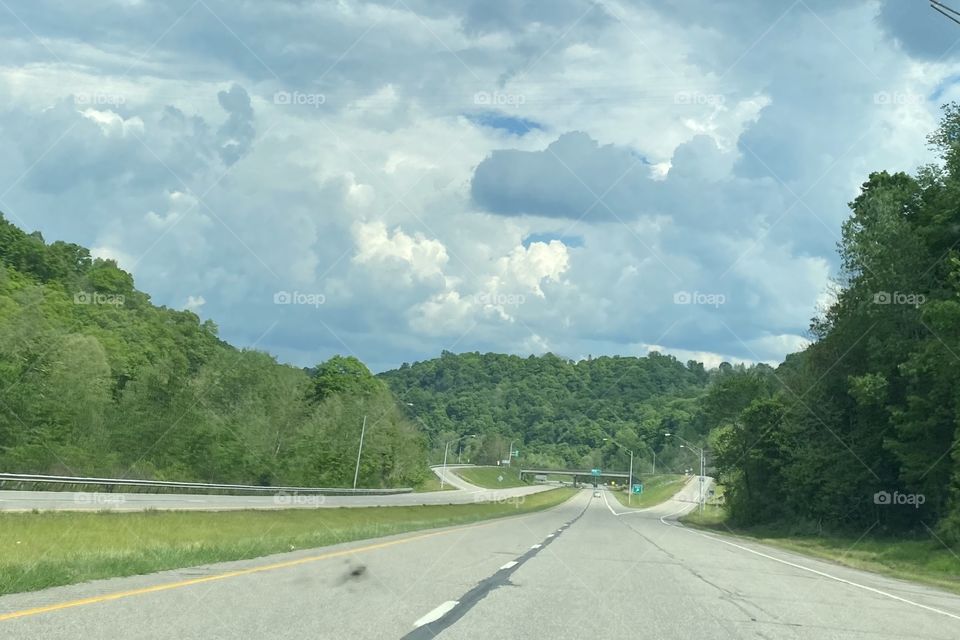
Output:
top-left (1, 0), bottom-right (959, 371)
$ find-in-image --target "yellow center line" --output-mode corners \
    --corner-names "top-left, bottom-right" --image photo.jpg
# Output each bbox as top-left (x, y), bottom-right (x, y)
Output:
top-left (0, 518), bottom-right (508, 622)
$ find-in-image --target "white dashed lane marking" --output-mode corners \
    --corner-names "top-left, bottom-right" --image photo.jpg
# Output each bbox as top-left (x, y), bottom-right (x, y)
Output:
top-left (413, 601), bottom-right (459, 628)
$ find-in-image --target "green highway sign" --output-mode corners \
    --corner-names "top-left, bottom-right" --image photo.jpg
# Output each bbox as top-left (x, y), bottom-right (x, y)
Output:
top-left (591, 468), bottom-right (601, 476)
top-left (633, 484), bottom-right (643, 494)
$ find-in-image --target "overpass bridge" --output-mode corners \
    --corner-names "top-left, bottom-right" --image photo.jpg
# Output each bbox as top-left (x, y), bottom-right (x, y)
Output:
top-left (519, 468), bottom-right (631, 487)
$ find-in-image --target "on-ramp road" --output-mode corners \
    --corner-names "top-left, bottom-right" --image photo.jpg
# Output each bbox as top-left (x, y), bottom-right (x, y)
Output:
top-left (2, 478), bottom-right (959, 638)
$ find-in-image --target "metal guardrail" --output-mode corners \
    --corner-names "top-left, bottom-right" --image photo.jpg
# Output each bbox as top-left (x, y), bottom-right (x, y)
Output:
top-left (0, 473), bottom-right (412, 496)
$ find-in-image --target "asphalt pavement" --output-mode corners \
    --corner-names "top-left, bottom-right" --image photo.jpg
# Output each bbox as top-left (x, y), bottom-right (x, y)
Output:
top-left (2, 479), bottom-right (960, 638)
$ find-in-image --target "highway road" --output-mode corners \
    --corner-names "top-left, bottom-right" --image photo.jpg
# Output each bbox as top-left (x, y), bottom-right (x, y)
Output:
top-left (0, 466), bottom-right (552, 512)
top-left (2, 479), bottom-right (960, 638)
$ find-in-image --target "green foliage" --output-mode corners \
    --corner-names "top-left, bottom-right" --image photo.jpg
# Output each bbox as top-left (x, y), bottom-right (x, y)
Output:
top-left (379, 350), bottom-right (713, 470)
top-left (310, 355), bottom-right (380, 402)
top-left (703, 104), bottom-right (960, 541)
top-left (0, 214), bottom-right (427, 488)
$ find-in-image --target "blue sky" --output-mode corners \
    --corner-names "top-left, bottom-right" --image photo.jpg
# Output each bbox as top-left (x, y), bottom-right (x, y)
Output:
top-left (0, 0), bottom-right (958, 371)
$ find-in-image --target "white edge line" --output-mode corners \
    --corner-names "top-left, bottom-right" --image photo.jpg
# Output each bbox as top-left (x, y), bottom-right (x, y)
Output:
top-left (413, 600), bottom-right (459, 628)
top-left (659, 515), bottom-right (960, 622)
top-left (601, 490), bottom-right (620, 516)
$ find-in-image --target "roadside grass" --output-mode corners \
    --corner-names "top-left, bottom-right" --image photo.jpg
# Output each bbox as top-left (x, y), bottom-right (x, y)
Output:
top-left (454, 466), bottom-right (529, 488)
top-left (680, 489), bottom-right (960, 594)
top-left (0, 488), bottom-right (576, 596)
top-left (610, 474), bottom-right (686, 509)
top-left (413, 473), bottom-right (454, 492)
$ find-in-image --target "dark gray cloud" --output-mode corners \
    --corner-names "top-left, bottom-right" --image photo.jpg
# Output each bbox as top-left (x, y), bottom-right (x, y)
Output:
top-left (471, 131), bottom-right (650, 220)
top-left (216, 84), bottom-right (255, 165)
top-left (877, 0), bottom-right (960, 60)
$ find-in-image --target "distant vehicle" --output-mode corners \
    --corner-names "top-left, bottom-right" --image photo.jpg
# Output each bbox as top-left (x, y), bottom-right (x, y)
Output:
top-left (593, 490), bottom-right (601, 497)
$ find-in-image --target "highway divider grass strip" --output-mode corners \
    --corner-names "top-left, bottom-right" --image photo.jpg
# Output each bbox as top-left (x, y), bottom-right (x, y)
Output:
top-left (0, 488), bottom-right (576, 596)
top-left (452, 467), bottom-right (530, 488)
top-left (412, 474), bottom-right (455, 492)
top-left (609, 474), bottom-right (686, 509)
top-left (681, 501), bottom-right (960, 595)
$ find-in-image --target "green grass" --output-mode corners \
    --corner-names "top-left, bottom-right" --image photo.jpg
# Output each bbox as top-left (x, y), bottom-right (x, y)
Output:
top-left (610, 474), bottom-right (686, 509)
top-left (0, 488), bottom-right (576, 596)
top-left (413, 473), bottom-right (455, 492)
top-left (454, 466), bottom-right (530, 488)
top-left (680, 488), bottom-right (960, 594)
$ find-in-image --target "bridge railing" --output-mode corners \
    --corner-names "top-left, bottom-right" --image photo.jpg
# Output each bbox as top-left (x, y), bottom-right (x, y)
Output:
top-left (0, 473), bottom-right (412, 496)
top-left (518, 468), bottom-right (630, 478)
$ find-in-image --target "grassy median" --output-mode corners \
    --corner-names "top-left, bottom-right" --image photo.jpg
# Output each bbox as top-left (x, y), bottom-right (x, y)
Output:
top-left (0, 488), bottom-right (576, 596)
top-left (681, 489), bottom-right (960, 594)
top-left (453, 466), bottom-right (529, 488)
top-left (610, 474), bottom-right (685, 509)
top-left (413, 474), bottom-right (455, 492)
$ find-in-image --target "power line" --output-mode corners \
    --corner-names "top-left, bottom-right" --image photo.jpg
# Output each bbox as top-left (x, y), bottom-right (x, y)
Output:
top-left (932, 0), bottom-right (960, 26)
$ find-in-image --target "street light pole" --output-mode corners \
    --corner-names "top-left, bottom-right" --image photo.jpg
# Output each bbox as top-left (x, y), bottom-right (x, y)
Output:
top-left (602, 437), bottom-right (634, 505)
top-left (699, 447), bottom-right (705, 517)
top-left (352, 415), bottom-right (367, 490)
top-left (665, 433), bottom-right (705, 515)
top-left (440, 441), bottom-right (450, 490)
top-left (440, 434), bottom-right (476, 490)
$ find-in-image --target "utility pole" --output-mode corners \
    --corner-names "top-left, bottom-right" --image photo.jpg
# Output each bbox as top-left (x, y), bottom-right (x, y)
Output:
top-left (352, 415), bottom-right (367, 490)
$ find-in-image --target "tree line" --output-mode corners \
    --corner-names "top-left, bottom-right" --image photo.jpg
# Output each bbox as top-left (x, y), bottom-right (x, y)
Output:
top-left (0, 219), bottom-right (426, 488)
top-left (706, 105), bottom-right (960, 542)
top-left (379, 350), bottom-right (718, 473)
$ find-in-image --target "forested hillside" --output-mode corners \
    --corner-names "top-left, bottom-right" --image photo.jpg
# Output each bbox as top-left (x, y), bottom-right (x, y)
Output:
top-left (0, 217), bottom-right (426, 487)
top-left (380, 351), bottom-right (715, 470)
top-left (705, 105), bottom-right (960, 541)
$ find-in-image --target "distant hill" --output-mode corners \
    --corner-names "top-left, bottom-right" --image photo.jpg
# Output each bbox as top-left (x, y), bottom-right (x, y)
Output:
top-left (379, 351), bottom-right (714, 470)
